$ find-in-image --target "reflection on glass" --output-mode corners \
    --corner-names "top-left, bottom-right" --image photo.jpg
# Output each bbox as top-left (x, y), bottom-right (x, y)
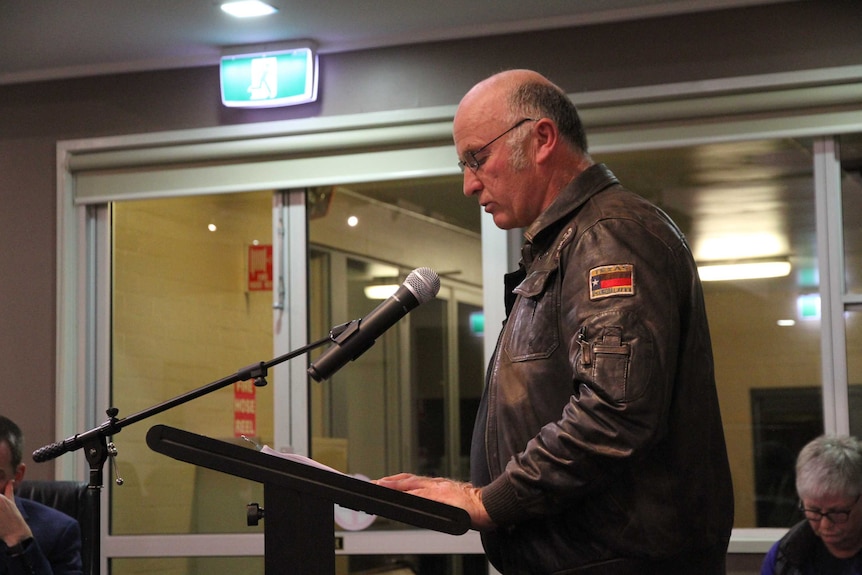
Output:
top-left (457, 302), bottom-right (485, 482)
top-left (307, 180), bottom-right (485, 574)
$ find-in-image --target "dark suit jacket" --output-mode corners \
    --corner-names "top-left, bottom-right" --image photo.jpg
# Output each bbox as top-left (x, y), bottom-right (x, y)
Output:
top-left (1, 497), bottom-right (82, 575)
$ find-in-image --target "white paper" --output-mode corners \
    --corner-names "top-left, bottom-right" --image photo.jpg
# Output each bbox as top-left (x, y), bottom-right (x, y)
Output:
top-left (259, 445), bottom-right (377, 531)
top-left (260, 445), bottom-right (345, 475)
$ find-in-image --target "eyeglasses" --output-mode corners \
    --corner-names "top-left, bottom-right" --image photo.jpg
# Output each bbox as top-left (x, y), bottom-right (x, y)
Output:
top-left (458, 118), bottom-right (536, 173)
top-left (799, 494), bottom-right (861, 524)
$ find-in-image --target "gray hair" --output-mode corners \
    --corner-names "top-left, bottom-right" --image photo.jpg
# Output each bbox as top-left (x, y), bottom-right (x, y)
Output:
top-left (795, 434), bottom-right (862, 500)
top-left (508, 81), bottom-right (588, 153)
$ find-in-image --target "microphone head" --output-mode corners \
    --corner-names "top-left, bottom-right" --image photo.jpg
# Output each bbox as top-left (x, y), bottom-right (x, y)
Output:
top-left (404, 267), bottom-right (440, 303)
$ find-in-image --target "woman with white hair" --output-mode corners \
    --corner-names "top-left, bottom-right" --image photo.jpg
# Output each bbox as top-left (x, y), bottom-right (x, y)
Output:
top-left (761, 434), bottom-right (862, 575)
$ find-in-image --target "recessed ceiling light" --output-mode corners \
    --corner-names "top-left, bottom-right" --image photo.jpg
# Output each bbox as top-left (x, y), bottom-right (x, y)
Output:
top-left (221, 1), bottom-right (278, 18)
top-left (697, 260), bottom-right (791, 282)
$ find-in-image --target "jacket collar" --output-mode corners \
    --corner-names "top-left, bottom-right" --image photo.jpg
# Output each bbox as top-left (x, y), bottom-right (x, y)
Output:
top-left (523, 163), bottom-right (619, 245)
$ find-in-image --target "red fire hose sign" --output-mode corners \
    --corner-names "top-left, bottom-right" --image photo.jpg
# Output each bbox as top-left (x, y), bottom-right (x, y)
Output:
top-left (248, 244), bottom-right (273, 291)
top-left (234, 380), bottom-right (256, 437)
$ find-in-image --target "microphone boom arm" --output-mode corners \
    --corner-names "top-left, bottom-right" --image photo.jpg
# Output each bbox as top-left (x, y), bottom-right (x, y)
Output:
top-left (32, 332), bottom-right (336, 464)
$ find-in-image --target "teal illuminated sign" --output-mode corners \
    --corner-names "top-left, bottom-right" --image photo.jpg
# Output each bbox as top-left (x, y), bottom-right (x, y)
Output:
top-left (469, 311), bottom-right (484, 335)
top-left (220, 47), bottom-right (318, 108)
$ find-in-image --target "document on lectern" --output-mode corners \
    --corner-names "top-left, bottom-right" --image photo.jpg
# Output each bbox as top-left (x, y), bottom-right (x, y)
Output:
top-left (259, 445), bottom-right (346, 475)
top-left (259, 445), bottom-right (377, 530)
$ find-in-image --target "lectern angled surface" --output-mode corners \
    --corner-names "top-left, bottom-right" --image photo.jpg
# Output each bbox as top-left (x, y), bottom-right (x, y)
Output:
top-left (146, 424), bottom-right (471, 535)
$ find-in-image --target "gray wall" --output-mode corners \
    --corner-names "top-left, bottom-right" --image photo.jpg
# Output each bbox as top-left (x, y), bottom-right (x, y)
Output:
top-left (1, 1), bottom-right (860, 569)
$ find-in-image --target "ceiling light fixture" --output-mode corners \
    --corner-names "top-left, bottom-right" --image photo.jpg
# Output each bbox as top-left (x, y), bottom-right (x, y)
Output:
top-left (364, 284), bottom-right (399, 300)
top-left (220, 1), bottom-right (278, 18)
top-left (697, 260), bottom-right (791, 282)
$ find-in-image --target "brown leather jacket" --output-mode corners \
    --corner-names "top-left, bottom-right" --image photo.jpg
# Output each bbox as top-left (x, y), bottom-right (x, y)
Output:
top-left (471, 164), bottom-right (734, 574)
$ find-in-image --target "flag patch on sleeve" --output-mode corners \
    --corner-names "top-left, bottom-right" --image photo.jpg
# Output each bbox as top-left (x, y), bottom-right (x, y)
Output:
top-left (589, 264), bottom-right (635, 300)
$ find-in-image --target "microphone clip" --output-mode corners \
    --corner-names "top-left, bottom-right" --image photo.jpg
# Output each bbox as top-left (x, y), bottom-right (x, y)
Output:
top-left (328, 320), bottom-right (357, 341)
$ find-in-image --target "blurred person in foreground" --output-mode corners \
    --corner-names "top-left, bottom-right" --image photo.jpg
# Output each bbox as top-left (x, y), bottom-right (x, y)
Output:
top-left (377, 69), bottom-right (734, 574)
top-left (761, 434), bottom-right (862, 575)
top-left (0, 415), bottom-right (82, 575)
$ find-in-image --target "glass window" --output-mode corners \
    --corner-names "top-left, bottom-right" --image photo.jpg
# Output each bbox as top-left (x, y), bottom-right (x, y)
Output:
top-left (841, 133), bottom-right (862, 295)
top-left (597, 138), bottom-right (820, 528)
top-left (102, 133), bottom-right (849, 571)
top-left (111, 191), bottom-right (274, 536)
top-left (842, 133), bottom-right (862, 433)
top-left (306, 178), bottom-right (485, 573)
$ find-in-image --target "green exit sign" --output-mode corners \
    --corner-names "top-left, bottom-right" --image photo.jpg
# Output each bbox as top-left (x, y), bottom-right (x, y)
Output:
top-left (220, 47), bottom-right (318, 108)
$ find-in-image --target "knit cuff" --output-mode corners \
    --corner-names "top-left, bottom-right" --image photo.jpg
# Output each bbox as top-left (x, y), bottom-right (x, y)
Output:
top-left (481, 474), bottom-right (526, 526)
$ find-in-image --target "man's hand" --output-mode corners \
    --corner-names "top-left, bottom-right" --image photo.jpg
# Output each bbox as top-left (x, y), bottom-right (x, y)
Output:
top-left (375, 473), bottom-right (496, 531)
top-left (0, 480), bottom-right (33, 547)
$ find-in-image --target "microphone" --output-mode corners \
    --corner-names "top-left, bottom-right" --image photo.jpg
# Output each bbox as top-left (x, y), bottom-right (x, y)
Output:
top-left (308, 267), bottom-right (440, 382)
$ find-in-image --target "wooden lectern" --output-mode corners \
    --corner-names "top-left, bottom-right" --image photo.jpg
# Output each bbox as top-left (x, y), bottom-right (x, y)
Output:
top-left (146, 424), bottom-right (471, 575)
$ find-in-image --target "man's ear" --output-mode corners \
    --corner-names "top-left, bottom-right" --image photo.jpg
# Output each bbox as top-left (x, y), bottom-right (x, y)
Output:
top-left (13, 463), bottom-right (25, 483)
top-left (533, 118), bottom-right (558, 164)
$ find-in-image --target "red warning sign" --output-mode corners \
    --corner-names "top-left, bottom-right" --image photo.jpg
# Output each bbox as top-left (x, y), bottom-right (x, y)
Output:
top-left (233, 380), bottom-right (256, 437)
top-left (248, 244), bottom-right (273, 291)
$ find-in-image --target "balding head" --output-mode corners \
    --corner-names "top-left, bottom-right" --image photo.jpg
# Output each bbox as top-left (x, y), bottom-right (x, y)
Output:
top-left (459, 69), bottom-right (550, 107)
top-left (456, 70), bottom-right (588, 154)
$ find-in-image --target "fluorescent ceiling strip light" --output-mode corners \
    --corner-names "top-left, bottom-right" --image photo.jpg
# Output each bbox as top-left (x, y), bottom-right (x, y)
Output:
top-left (697, 260), bottom-right (791, 282)
top-left (364, 284), bottom-right (399, 300)
top-left (221, 1), bottom-right (278, 18)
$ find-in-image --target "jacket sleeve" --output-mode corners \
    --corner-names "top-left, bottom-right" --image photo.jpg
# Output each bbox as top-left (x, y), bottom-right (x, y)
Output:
top-left (483, 212), bottom-right (687, 524)
top-left (45, 519), bottom-right (83, 575)
top-left (4, 538), bottom-right (55, 575)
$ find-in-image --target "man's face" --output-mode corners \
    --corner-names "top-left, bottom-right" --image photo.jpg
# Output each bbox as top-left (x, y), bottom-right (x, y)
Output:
top-left (0, 440), bottom-right (24, 495)
top-left (801, 493), bottom-right (862, 558)
top-left (454, 101), bottom-right (542, 231)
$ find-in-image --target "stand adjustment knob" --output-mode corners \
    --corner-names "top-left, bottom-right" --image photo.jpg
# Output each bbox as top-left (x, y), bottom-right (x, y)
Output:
top-left (247, 502), bottom-right (264, 526)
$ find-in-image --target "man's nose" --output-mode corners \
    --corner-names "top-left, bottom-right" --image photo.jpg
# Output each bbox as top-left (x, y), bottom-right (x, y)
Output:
top-left (462, 169), bottom-right (482, 197)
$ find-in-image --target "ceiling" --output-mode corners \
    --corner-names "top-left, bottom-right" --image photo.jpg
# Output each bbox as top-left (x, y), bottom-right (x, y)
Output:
top-left (0, 0), bottom-right (790, 86)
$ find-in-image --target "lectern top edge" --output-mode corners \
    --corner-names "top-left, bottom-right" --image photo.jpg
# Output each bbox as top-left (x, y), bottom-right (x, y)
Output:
top-left (146, 424), bottom-right (471, 536)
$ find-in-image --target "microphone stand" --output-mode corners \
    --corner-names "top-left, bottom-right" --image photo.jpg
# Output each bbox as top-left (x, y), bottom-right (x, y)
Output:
top-left (32, 330), bottom-right (346, 575)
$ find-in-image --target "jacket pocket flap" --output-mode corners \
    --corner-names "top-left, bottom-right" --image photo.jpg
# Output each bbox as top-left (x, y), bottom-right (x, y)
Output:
top-left (513, 260), bottom-right (557, 299)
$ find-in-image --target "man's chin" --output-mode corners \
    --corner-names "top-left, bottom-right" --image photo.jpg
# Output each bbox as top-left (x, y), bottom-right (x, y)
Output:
top-left (491, 214), bottom-right (518, 230)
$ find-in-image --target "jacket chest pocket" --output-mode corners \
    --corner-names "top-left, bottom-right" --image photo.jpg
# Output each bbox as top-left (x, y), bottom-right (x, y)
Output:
top-left (505, 263), bottom-right (560, 362)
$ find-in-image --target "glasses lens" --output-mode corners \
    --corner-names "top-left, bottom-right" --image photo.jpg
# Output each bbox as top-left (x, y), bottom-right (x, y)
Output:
top-left (801, 495), bottom-right (859, 524)
top-left (803, 510), bottom-right (849, 524)
top-left (458, 153), bottom-right (479, 173)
